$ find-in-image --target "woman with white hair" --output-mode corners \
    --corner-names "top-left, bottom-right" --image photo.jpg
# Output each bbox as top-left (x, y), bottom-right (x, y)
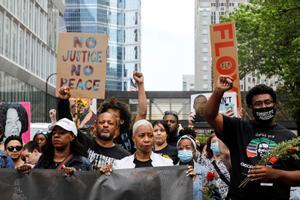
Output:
top-left (114, 119), bottom-right (173, 169)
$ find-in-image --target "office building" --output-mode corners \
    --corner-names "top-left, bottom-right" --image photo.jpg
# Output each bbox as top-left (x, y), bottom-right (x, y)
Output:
top-left (182, 74), bottom-right (195, 91)
top-left (63, 0), bottom-right (141, 91)
top-left (195, 0), bottom-right (247, 91)
top-left (0, 0), bottom-right (64, 122)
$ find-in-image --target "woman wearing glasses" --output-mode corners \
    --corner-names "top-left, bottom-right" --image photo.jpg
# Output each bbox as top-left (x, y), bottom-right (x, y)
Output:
top-left (4, 135), bottom-right (24, 168)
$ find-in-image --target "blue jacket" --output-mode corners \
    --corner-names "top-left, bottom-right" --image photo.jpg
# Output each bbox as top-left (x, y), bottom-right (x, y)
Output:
top-left (0, 150), bottom-right (15, 168)
top-left (193, 161), bottom-right (208, 200)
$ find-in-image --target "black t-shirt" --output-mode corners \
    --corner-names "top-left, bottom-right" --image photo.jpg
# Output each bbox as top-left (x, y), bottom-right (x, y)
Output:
top-left (133, 158), bottom-right (153, 168)
top-left (218, 116), bottom-right (299, 200)
top-left (114, 129), bottom-right (135, 154)
top-left (167, 135), bottom-right (179, 147)
top-left (87, 139), bottom-right (130, 169)
top-left (154, 144), bottom-right (178, 164)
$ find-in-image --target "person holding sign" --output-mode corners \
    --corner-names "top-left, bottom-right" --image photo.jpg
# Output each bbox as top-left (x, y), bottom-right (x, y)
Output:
top-left (204, 75), bottom-right (300, 200)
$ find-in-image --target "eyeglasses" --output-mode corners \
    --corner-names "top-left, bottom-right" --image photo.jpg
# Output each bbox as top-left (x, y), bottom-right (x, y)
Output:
top-left (7, 146), bottom-right (23, 152)
top-left (253, 100), bottom-right (274, 108)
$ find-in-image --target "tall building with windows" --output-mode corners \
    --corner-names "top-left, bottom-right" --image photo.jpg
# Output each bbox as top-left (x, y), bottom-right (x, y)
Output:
top-left (0, 0), bottom-right (64, 122)
top-left (182, 75), bottom-right (195, 91)
top-left (63, 0), bottom-right (141, 91)
top-left (195, 0), bottom-right (247, 91)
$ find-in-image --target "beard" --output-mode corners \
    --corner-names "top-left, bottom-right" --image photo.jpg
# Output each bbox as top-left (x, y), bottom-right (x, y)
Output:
top-left (98, 132), bottom-right (114, 141)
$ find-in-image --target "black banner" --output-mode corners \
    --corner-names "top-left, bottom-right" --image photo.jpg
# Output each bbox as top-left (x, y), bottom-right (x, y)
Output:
top-left (0, 166), bottom-right (192, 200)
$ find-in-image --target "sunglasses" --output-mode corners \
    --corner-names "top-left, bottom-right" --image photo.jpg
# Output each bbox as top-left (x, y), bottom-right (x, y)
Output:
top-left (7, 146), bottom-right (23, 152)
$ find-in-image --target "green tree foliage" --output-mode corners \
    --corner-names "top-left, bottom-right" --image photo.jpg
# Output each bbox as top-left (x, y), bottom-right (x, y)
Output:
top-left (222, 0), bottom-right (300, 122)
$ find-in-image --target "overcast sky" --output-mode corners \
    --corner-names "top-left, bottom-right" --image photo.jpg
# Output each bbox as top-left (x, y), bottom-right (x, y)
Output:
top-left (141, 0), bottom-right (195, 91)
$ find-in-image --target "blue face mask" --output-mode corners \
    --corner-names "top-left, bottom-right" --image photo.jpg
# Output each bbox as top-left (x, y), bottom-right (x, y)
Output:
top-left (210, 142), bottom-right (220, 156)
top-left (178, 149), bottom-right (193, 163)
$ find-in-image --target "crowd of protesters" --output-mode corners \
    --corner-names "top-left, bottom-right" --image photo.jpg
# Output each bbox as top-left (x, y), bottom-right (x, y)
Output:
top-left (0, 72), bottom-right (300, 200)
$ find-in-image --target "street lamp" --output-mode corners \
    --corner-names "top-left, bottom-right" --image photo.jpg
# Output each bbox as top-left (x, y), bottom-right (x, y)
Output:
top-left (45, 73), bottom-right (57, 122)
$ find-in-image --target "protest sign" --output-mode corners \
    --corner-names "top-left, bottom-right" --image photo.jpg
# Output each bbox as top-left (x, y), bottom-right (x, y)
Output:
top-left (0, 166), bottom-right (192, 200)
top-left (191, 92), bottom-right (238, 118)
top-left (0, 102), bottom-right (30, 143)
top-left (56, 32), bottom-right (108, 99)
top-left (210, 22), bottom-right (241, 109)
top-left (69, 98), bottom-right (97, 129)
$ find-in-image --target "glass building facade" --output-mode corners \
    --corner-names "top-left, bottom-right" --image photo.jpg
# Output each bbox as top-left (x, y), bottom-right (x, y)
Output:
top-left (63, 0), bottom-right (141, 91)
top-left (0, 0), bottom-right (64, 122)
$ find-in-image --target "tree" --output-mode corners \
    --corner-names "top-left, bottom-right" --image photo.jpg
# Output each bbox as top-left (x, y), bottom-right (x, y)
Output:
top-left (222, 0), bottom-right (300, 125)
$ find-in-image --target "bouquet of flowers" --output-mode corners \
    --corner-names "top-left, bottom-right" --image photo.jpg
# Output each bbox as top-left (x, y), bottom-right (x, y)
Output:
top-left (239, 136), bottom-right (300, 188)
top-left (203, 171), bottom-right (221, 200)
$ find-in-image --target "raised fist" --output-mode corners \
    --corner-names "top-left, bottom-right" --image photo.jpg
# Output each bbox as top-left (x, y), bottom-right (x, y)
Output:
top-left (133, 71), bottom-right (144, 85)
top-left (58, 86), bottom-right (71, 99)
top-left (216, 75), bottom-right (233, 92)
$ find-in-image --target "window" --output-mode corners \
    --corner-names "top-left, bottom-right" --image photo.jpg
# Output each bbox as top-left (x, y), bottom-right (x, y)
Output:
top-left (12, 22), bottom-right (18, 62)
top-left (0, 11), bottom-right (3, 54)
top-left (201, 48), bottom-right (208, 53)
top-left (4, 15), bottom-right (11, 58)
top-left (202, 38), bottom-right (208, 43)
top-left (19, 28), bottom-right (24, 66)
top-left (201, 29), bottom-right (208, 34)
top-left (29, 1), bottom-right (32, 29)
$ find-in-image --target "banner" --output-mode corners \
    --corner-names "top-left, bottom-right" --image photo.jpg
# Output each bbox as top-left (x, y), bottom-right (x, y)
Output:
top-left (0, 166), bottom-right (192, 200)
top-left (56, 32), bottom-right (108, 99)
top-left (0, 102), bottom-right (30, 143)
top-left (210, 22), bottom-right (241, 109)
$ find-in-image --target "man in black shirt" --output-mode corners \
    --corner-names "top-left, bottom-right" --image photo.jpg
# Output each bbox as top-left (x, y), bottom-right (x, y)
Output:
top-left (204, 75), bottom-right (299, 200)
top-left (98, 72), bottom-right (147, 153)
top-left (87, 112), bottom-right (130, 169)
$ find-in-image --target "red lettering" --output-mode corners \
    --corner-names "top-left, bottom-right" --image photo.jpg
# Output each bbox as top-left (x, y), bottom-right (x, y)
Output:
top-left (215, 41), bottom-right (234, 57)
top-left (60, 78), bottom-right (68, 87)
top-left (81, 50), bottom-right (88, 62)
top-left (213, 24), bottom-right (233, 39)
top-left (216, 56), bottom-right (236, 75)
top-left (230, 86), bottom-right (240, 108)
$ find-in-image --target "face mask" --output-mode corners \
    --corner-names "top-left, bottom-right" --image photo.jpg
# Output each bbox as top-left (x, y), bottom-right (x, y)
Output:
top-left (210, 142), bottom-right (220, 156)
top-left (252, 107), bottom-right (276, 124)
top-left (178, 149), bottom-right (193, 163)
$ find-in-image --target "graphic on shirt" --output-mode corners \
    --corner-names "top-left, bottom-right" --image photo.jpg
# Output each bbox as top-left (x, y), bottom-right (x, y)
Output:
top-left (246, 137), bottom-right (277, 158)
top-left (160, 154), bottom-right (172, 161)
top-left (88, 148), bottom-right (117, 169)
